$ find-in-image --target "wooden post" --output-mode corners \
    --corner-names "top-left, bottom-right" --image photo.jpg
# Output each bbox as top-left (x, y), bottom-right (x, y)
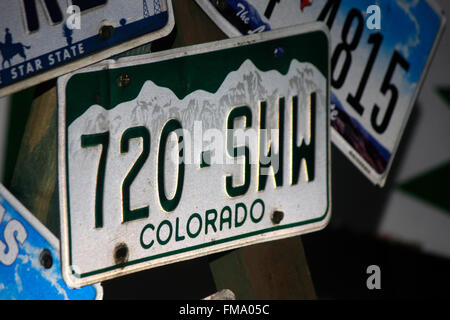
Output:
top-left (10, 83), bottom-right (60, 237)
top-left (9, 0), bottom-right (316, 299)
top-left (209, 238), bottom-right (316, 299)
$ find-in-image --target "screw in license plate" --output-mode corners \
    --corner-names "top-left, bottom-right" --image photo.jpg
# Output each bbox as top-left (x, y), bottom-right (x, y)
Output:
top-left (117, 72), bottom-right (131, 88)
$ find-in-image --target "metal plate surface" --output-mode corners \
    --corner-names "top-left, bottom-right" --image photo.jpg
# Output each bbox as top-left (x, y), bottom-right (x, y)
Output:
top-left (0, 0), bottom-right (174, 98)
top-left (58, 23), bottom-right (331, 287)
top-left (0, 184), bottom-right (102, 299)
top-left (195, 0), bottom-right (446, 186)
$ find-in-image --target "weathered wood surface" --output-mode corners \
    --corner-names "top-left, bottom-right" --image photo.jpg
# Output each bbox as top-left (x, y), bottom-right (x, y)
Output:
top-left (10, 84), bottom-right (60, 237)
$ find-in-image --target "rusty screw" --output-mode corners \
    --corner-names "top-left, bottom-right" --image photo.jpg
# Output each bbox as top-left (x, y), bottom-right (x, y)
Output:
top-left (271, 210), bottom-right (284, 225)
top-left (117, 72), bottom-right (131, 88)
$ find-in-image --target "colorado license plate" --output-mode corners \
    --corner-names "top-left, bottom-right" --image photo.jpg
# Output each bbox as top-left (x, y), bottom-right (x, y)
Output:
top-left (58, 23), bottom-right (331, 287)
top-left (195, 0), bottom-right (446, 186)
top-left (0, 0), bottom-right (174, 98)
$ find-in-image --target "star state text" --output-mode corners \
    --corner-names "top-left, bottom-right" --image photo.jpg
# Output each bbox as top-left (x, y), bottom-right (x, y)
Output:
top-left (9, 43), bottom-right (85, 80)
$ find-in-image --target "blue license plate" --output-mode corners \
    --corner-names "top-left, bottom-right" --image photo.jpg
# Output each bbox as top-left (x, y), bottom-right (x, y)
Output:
top-left (0, 184), bottom-right (102, 299)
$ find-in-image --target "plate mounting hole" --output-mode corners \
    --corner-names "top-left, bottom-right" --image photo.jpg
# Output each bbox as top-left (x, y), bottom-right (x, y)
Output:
top-left (271, 210), bottom-right (284, 225)
top-left (40, 249), bottom-right (53, 269)
top-left (114, 243), bottom-right (129, 266)
top-left (99, 25), bottom-right (114, 40)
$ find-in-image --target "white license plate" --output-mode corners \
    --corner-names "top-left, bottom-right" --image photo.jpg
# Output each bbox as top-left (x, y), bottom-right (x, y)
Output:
top-left (0, 0), bottom-right (174, 97)
top-left (58, 23), bottom-right (331, 287)
top-left (195, 0), bottom-right (446, 186)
